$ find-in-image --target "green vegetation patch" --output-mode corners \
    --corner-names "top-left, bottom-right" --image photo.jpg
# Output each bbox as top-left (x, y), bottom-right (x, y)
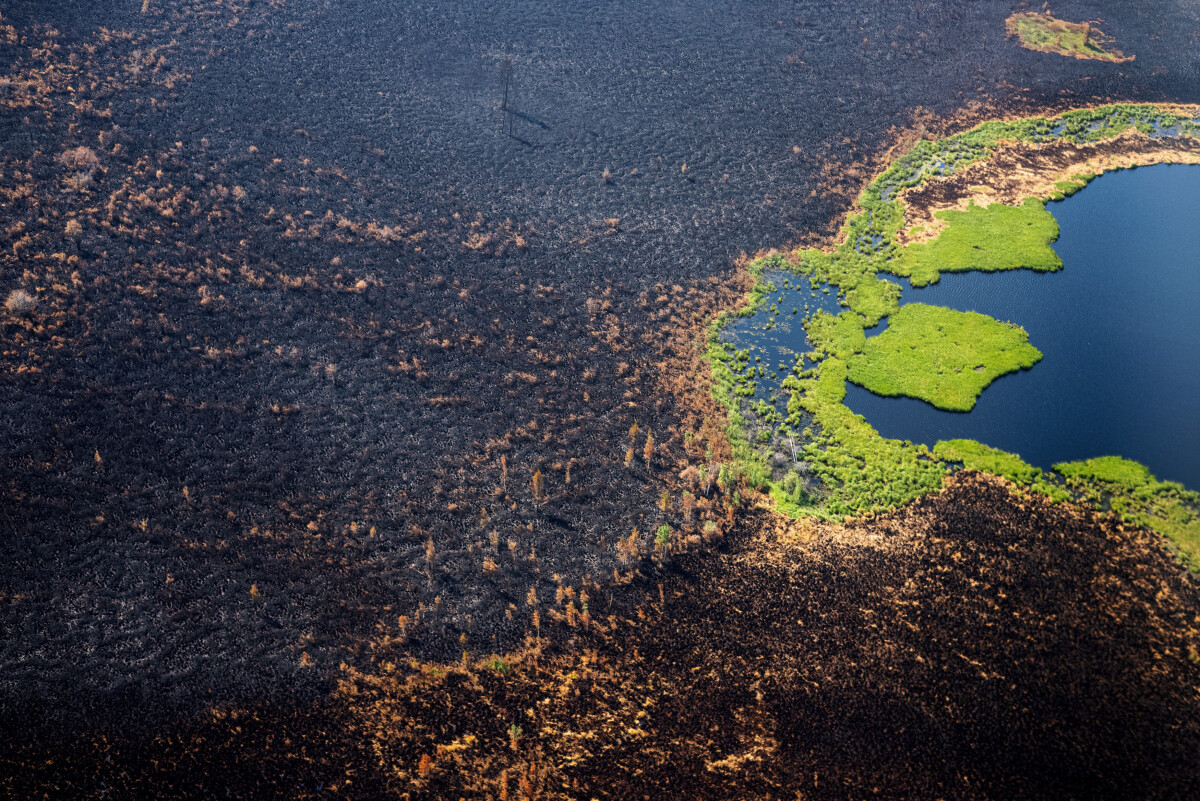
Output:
top-left (889, 199), bottom-right (1063, 287)
top-left (783, 360), bottom-right (946, 518)
top-left (1056, 455), bottom-right (1157, 488)
top-left (934, 439), bottom-right (1068, 501)
top-left (1051, 175), bottom-right (1093, 200)
top-left (805, 310), bottom-right (867, 360)
top-left (843, 276), bottom-right (902, 325)
top-left (1056, 457), bottom-right (1200, 570)
top-left (934, 439), bottom-right (1041, 484)
top-left (846, 304), bottom-right (1042, 412)
top-left (705, 313), bottom-right (774, 490)
top-left (1006, 12), bottom-right (1133, 63)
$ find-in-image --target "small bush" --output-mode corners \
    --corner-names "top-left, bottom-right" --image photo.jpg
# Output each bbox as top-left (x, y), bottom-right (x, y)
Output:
top-left (58, 147), bottom-right (100, 193)
top-left (58, 146), bottom-right (99, 172)
top-left (5, 289), bottom-right (35, 317)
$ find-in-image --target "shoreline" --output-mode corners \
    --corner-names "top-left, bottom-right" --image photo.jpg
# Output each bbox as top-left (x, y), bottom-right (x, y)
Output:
top-left (706, 103), bottom-right (1200, 568)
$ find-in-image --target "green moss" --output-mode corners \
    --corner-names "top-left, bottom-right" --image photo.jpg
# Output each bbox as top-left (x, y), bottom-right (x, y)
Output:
top-left (846, 304), bottom-right (1042, 411)
top-left (889, 199), bottom-right (1062, 287)
top-left (1055, 457), bottom-right (1200, 570)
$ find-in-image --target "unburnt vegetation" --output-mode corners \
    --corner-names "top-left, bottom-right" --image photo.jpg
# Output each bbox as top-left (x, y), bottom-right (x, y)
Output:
top-left (933, 438), bottom-right (1067, 500)
top-left (847, 303), bottom-right (1042, 411)
top-left (1056, 456), bottom-right (1200, 570)
top-left (895, 197), bottom-right (1063, 286)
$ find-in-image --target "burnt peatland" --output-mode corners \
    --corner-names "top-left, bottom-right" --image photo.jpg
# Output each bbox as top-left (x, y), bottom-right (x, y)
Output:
top-left (6, 474), bottom-right (1200, 799)
top-left (2, 0), bottom-right (1200, 797)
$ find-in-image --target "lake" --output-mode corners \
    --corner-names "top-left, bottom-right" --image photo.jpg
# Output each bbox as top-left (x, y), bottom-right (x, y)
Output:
top-left (845, 163), bottom-right (1200, 488)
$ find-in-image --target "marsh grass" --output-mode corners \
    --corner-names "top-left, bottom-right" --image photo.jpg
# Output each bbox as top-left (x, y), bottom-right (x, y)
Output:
top-left (847, 304), bottom-right (1042, 412)
top-left (782, 360), bottom-right (945, 517)
top-left (1056, 456), bottom-right (1200, 570)
top-left (933, 439), bottom-right (1067, 501)
top-left (890, 199), bottom-right (1062, 287)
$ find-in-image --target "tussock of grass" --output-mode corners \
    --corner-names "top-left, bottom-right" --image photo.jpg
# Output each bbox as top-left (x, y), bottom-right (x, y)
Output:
top-left (1056, 457), bottom-right (1200, 570)
top-left (889, 199), bottom-right (1063, 287)
top-left (805, 310), bottom-right (866, 360)
top-left (847, 304), bottom-right (1042, 412)
top-left (844, 276), bottom-right (901, 324)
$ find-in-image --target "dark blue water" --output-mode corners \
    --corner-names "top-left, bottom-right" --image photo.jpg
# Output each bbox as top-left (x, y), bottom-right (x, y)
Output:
top-left (844, 163), bottom-right (1200, 488)
top-left (722, 275), bottom-right (844, 408)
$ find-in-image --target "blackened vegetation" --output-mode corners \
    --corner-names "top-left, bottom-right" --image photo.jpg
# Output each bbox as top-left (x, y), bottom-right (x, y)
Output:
top-left (6, 475), bottom-right (1200, 799)
top-left (0, 0), bottom-right (743, 726)
top-left (2, 0), bottom-right (1200, 793)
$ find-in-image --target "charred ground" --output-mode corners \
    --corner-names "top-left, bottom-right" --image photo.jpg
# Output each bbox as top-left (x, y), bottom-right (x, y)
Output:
top-left (6, 474), bottom-right (1200, 799)
top-left (2, 0), bottom-right (1200, 796)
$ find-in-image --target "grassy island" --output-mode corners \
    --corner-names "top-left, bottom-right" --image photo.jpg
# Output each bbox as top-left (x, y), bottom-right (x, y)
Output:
top-left (847, 305), bottom-right (1042, 411)
top-left (1006, 11), bottom-right (1134, 63)
top-left (706, 103), bottom-right (1200, 567)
